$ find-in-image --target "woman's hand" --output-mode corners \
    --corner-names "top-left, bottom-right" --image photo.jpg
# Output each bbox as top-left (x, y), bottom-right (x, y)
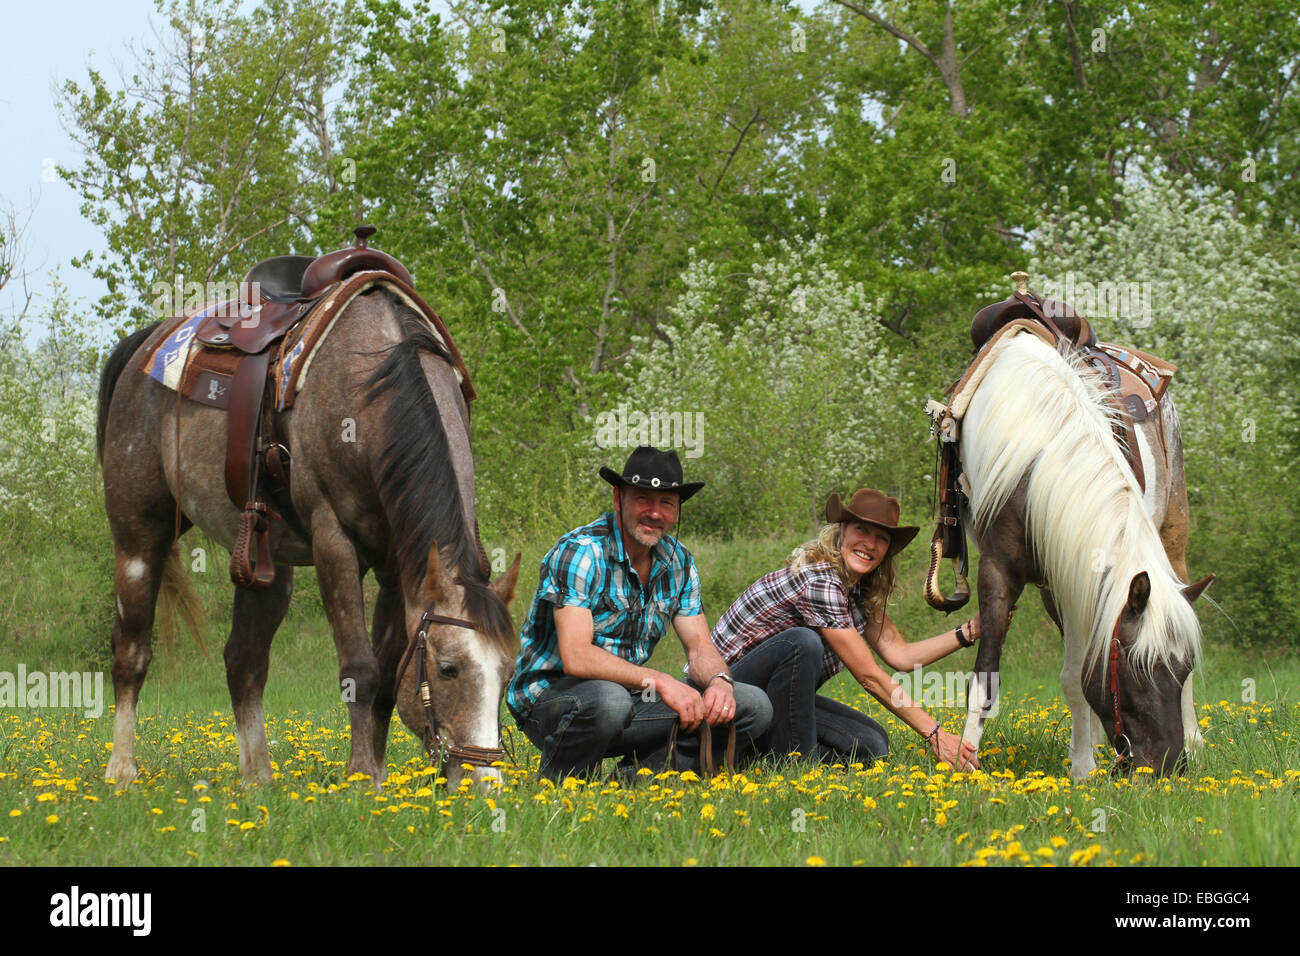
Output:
top-left (931, 729), bottom-right (979, 771)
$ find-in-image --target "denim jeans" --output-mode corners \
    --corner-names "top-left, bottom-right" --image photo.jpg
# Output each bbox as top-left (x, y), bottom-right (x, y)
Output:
top-left (728, 626), bottom-right (888, 765)
top-left (516, 676), bottom-right (773, 783)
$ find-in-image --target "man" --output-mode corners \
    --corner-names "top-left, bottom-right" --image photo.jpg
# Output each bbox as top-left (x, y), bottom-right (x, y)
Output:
top-left (506, 445), bottom-right (771, 782)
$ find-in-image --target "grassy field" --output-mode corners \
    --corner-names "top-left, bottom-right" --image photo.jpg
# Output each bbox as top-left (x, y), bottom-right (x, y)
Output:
top-left (2, 531), bottom-right (1296, 866)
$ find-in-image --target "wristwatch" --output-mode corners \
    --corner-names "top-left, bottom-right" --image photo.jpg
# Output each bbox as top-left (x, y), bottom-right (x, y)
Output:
top-left (708, 672), bottom-right (736, 687)
top-left (955, 623), bottom-right (974, 648)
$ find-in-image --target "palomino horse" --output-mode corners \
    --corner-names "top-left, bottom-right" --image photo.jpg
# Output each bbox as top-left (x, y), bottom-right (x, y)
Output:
top-left (97, 288), bottom-right (519, 786)
top-left (956, 332), bottom-right (1211, 779)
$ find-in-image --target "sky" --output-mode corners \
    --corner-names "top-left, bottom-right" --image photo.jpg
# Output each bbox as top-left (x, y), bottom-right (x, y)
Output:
top-left (2, 0), bottom-right (820, 335)
top-left (1, 0), bottom-right (163, 326)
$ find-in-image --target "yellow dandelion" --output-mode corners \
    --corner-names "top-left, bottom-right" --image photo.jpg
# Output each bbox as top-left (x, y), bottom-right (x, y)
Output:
top-left (45, 814), bottom-right (59, 824)
top-left (1069, 844), bottom-right (1103, 866)
top-left (271, 858), bottom-right (291, 867)
top-left (806, 855), bottom-right (827, 867)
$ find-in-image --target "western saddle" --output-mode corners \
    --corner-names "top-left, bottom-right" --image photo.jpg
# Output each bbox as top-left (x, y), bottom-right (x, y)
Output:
top-left (922, 271), bottom-right (1176, 613)
top-left (142, 225), bottom-right (472, 590)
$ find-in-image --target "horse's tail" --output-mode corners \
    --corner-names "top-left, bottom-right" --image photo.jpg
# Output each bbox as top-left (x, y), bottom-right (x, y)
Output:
top-left (155, 539), bottom-right (208, 657)
top-left (97, 321), bottom-right (164, 462)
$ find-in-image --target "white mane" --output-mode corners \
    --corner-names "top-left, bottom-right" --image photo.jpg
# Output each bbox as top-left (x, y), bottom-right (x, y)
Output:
top-left (960, 333), bottom-right (1200, 675)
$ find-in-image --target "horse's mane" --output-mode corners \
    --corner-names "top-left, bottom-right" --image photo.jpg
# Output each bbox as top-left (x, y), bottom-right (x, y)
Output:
top-left (363, 293), bottom-right (513, 652)
top-left (961, 334), bottom-right (1200, 676)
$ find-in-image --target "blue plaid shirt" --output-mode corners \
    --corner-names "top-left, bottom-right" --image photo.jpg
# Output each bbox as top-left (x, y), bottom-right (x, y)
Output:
top-left (506, 511), bottom-right (703, 720)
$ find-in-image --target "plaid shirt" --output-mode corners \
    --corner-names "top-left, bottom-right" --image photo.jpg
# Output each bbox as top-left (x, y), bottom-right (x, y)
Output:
top-left (506, 511), bottom-right (703, 719)
top-left (711, 563), bottom-right (868, 686)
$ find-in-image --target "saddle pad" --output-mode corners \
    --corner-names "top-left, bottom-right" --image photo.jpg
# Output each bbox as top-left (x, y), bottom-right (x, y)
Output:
top-left (1095, 342), bottom-right (1176, 404)
top-left (948, 319), bottom-right (1055, 419)
top-left (139, 271), bottom-right (475, 411)
top-left (272, 272), bottom-right (469, 411)
top-left (141, 305), bottom-right (219, 393)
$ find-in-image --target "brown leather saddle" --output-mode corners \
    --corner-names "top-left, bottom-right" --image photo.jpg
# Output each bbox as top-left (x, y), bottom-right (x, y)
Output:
top-left (968, 271), bottom-right (1157, 488)
top-left (970, 279), bottom-right (1096, 352)
top-left (147, 226), bottom-right (466, 591)
top-left (924, 271), bottom-right (1175, 612)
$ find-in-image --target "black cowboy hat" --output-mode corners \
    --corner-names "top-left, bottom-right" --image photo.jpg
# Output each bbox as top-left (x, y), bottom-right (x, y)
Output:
top-left (599, 445), bottom-right (704, 502)
top-left (826, 488), bottom-right (920, 556)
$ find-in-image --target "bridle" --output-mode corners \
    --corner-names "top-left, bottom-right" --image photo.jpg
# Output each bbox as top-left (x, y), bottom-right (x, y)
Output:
top-left (394, 603), bottom-right (508, 772)
top-left (1106, 615), bottom-right (1132, 765)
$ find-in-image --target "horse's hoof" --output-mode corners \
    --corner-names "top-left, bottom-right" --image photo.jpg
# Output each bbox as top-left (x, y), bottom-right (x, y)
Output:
top-left (105, 760), bottom-right (138, 785)
top-left (1184, 732), bottom-right (1206, 752)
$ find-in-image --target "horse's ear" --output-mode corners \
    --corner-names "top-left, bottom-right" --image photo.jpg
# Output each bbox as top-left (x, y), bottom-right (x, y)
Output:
top-left (423, 540), bottom-right (444, 602)
top-left (1126, 571), bottom-right (1151, 616)
top-left (490, 552), bottom-right (521, 608)
top-left (1182, 574), bottom-right (1215, 604)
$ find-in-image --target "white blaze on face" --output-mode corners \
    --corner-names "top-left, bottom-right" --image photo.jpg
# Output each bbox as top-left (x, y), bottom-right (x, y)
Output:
top-left (462, 632), bottom-right (506, 748)
top-left (124, 558), bottom-right (149, 583)
top-left (435, 627), bottom-right (508, 786)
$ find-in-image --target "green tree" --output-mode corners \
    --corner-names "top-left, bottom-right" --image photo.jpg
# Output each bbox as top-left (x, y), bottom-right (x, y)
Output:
top-left (622, 234), bottom-right (916, 534)
top-left (330, 0), bottom-right (840, 533)
top-left (1025, 166), bottom-right (1300, 644)
top-left (58, 0), bottom-right (352, 332)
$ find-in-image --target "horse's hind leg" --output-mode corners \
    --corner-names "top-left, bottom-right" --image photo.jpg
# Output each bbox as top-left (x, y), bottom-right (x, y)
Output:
top-left (369, 577), bottom-right (406, 772)
top-left (106, 531), bottom-right (174, 784)
top-left (224, 566), bottom-right (294, 784)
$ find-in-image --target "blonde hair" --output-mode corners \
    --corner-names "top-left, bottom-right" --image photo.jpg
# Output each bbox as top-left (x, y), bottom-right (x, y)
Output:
top-left (787, 522), bottom-right (898, 625)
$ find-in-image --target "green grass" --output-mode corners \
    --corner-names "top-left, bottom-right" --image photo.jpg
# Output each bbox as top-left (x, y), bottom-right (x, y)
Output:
top-left (1, 527), bottom-right (1295, 866)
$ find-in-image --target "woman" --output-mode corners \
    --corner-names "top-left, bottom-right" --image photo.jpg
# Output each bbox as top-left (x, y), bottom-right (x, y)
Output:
top-left (712, 488), bottom-right (980, 769)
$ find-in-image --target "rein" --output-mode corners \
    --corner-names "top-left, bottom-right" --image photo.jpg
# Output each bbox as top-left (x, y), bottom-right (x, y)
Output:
top-left (394, 604), bottom-right (509, 772)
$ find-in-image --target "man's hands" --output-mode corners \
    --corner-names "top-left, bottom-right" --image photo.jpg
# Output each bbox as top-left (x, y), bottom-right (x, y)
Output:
top-left (654, 675), bottom-right (704, 730)
top-left (653, 674), bottom-right (736, 730)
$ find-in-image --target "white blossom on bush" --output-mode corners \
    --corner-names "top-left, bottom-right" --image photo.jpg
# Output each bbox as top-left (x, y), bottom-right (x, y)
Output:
top-left (618, 236), bottom-right (904, 530)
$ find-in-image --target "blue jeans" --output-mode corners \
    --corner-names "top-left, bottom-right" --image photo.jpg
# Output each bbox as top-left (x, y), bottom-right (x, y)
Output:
top-left (728, 627), bottom-right (889, 764)
top-left (515, 676), bottom-right (773, 782)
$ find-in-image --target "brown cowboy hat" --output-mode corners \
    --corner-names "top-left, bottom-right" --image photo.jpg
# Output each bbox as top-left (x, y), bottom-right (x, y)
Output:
top-left (825, 489), bottom-right (920, 555)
